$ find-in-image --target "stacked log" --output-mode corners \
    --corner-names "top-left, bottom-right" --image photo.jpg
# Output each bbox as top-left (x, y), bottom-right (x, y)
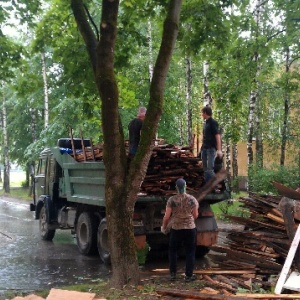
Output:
top-left (204, 192), bottom-right (297, 293)
top-left (73, 143), bottom-right (205, 196)
top-left (140, 144), bottom-right (204, 195)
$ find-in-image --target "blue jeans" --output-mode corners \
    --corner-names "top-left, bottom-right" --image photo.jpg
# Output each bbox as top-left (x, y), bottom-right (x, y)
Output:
top-left (201, 148), bottom-right (216, 183)
top-left (169, 228), bottom-right (197, 277)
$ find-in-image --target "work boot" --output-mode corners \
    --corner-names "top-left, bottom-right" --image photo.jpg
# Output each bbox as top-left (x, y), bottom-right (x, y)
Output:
top-left (184, 274), bottom-right (196, 282)
top-left (170, 273), bottom-right (176, 281)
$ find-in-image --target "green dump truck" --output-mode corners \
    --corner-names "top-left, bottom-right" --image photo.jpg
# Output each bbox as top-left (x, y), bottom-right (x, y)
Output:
top-left (30, 138), bottom-right (231, 263)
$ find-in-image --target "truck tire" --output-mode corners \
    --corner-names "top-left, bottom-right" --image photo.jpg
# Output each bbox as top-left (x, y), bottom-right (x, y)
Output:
top-left (76, 212), bottom-right (98, 255)
top-left (196, 245), bottom-right (210, 257)
top-left (97, 218), bottom-right (111, 264)
top-left (39, 206), bottom-right (56, 241)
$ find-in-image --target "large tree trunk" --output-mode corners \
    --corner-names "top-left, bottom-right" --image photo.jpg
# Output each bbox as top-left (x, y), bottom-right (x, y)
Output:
top-left (71, 0), bottom-right (182, 288)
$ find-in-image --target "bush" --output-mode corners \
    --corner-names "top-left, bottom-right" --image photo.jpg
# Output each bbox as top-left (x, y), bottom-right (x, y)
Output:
top-left (248, 164), bottom-right (300, 194)
top-left (21, 180), bottom-right (29, 188)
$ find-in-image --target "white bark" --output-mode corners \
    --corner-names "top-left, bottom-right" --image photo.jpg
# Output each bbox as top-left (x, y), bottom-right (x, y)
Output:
top-left (2, 94), bottom-right (10, 193)
top-left (225, 141), bottom-right (231, 187)
top-left (41, 52), bottom-right (49, 128)
top-left (186, 56), bottom-right (193, 146)
top-left (203, 61), bottom-right (212, 107)
top-left (247, 0), bottom-right (263, 167)
top-left (280, 47), bottom-right (290, 166)
top-left (232, 143), bottom-right (238, 179)
top-left (147, 20), bottom-right (153, 83)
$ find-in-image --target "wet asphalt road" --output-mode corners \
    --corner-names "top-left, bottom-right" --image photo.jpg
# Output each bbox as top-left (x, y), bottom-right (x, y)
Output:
top-left (0, 196), bottom-right (234, 299)
top-left (0, 196), bottom-right (109, 298)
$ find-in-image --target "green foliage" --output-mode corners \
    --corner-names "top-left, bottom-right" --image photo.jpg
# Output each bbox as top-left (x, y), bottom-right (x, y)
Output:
top-left (248, 164), bottom-right (300, 194)
top-left (0, 36), bottom-right (23, 81)
top-left (136, 242), bottom-right (150, 265)
top-left (213, 198), bottom-right (248, 220)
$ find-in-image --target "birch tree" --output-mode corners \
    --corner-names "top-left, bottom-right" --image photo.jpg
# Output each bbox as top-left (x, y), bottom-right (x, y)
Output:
top-left (41, 52), bottom-right (49, 129)
top-left (2, 92), bottom-right (9, 193)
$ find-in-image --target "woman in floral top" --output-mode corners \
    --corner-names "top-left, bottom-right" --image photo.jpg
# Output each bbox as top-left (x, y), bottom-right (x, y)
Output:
top-left (161, 178), bottom-right (199, 282)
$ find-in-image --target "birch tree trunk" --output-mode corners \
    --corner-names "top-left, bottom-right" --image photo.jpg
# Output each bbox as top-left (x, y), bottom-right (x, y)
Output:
top-left (28, 100), bottom-right (37, 194)
top-left (147, 20), bottom-right (153, 83)
top-left (232, 143), bottom-right (238, 180)
top-left (2, 95), bottom-right (10, 193)
top-left (280, 47), bottom-right (290, 166)
top-left (254, 0), bottom-right (265, 169)
top-left (255, 96), bottom-right (263, 169)
top-left (225, 141), bottom-right (231, 188)
top-left (186, 56), bottom-right (193, 146)
top-left (41, 52), bottom-right (49, 128)
top-left (247, 91), bottom-right (256, 166)
top-left (203, 61), bottom-right (212, 107)
top-left (71, 0), bottom-right (182, 287)
top-left (247, 0), bottom-right (263, 168)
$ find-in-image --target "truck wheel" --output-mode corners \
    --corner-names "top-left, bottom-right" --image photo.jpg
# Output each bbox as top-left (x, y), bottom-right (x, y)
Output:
top-left (76, 212), bottom-right (98, 255)
top-left (97, 218), bottom-right (111, 264)
top-left (39, 206), bottom-right (56, 241)
top-left (196, 245), bottom-right (210, 257)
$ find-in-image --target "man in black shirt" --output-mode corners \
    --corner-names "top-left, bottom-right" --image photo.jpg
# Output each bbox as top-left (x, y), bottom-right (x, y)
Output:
top-left (128, 107), bottom-right (147, 157)
top-left (201, 106), bottom-right (222, 183)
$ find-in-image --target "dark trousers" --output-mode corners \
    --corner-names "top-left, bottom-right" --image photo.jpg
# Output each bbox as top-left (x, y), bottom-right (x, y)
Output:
top-left (169, 228), bottom-right (197, 277)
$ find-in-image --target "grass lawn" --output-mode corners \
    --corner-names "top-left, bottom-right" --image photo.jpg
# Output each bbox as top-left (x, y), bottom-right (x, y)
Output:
top-left (212, 191), bottom-right (248, 220)
top-left (0, 170), bottom-right (32, 201)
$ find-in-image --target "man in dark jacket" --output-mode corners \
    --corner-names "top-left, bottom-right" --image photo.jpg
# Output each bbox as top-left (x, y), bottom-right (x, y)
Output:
top-left (201, 106), bottom-right (223, 183)
top-left (128, 107), bottom-right (146, 157)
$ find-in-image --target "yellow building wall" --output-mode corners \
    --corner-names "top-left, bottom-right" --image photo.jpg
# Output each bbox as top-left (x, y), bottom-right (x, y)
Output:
top-left (230, 142), bottom-right (297, 177)
top-left (195, 137), bottom-right (297, 178)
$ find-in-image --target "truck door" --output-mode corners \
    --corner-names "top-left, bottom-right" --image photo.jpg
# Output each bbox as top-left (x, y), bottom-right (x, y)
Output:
top-left (35, 157), bottom-right (47, 198)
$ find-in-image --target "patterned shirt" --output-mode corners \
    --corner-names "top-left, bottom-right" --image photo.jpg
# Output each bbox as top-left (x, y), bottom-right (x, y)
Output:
top-left (166, 193), bottom-right (199, 230)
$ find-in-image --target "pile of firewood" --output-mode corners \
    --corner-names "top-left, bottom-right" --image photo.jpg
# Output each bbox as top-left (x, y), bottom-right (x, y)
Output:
top-left (211, 193), bottom-right (288, 272)
top-left (73, 143), bottom-right (205, 196)
top-left (205, 192), bottom-right (293, 293)
top-left (140, 144), bottom-right (204, 195)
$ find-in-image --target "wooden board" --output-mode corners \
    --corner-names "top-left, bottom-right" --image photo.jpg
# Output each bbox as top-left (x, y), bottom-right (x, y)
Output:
top-left (46, 288), bottom-right (96, 300)
top-left (283, 271), bottom-right (300, 292)
top-left (275, 225), bottom-right (300, 294)
top-left (272, 181), bottom-right (300, 200)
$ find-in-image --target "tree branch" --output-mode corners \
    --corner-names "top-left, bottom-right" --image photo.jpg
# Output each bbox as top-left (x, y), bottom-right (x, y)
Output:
top-left (128, 0), bottom-right (183, 206)
top-left (71, 0), bottom-right (98, 74)
top-left (267, 29), bottom-right (285, 42)
top-left (83, 4), bottom-right (99, 41)
top-left (289, 56), bottom-right (300, 68)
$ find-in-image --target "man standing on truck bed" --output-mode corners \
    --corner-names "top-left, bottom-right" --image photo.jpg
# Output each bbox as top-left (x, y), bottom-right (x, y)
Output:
top-left (161, 178), bottom-right (199, 282)
top-left (128, 107), bottom-right (147, 158)
top-left (200, 106), bottom-right (223, 184)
